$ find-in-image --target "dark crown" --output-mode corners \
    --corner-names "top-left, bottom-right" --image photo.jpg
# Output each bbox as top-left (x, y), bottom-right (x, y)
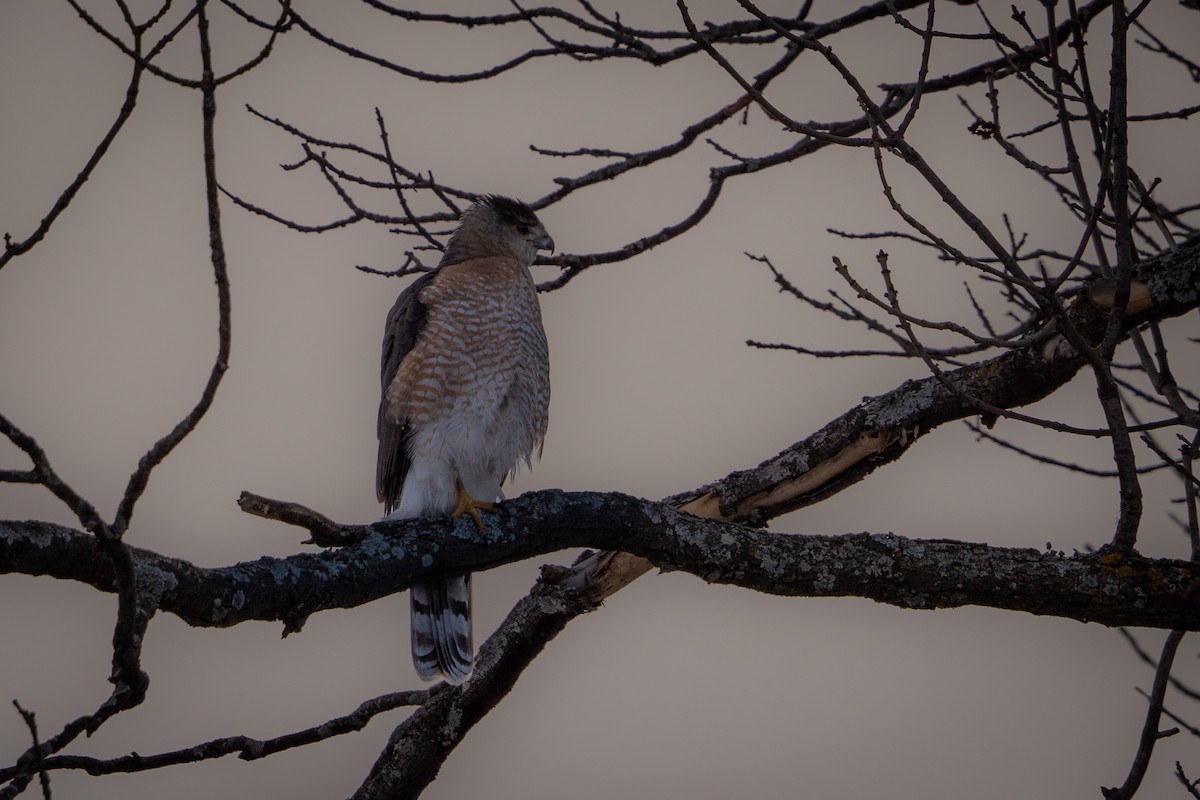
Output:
top-left (478, 194), bottom-right (539, 228)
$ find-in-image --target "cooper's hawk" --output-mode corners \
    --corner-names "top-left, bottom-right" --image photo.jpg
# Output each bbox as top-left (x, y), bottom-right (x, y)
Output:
top-left (377, 195), bottom-right (552, 684)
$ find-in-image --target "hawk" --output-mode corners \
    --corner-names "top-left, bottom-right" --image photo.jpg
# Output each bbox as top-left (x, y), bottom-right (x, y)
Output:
top-left (377, 195), bottom-right (553, 684)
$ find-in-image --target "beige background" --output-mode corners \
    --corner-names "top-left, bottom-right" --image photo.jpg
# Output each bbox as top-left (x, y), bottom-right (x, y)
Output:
top-left (3, 1), bottom-right (1200, 797)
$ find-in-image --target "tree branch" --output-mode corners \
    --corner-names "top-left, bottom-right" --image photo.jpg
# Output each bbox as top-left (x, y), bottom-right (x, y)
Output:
top-left (1104, 630), bottom-right (1186, 799)
top-left (0, 32), bottom-right (145, 272)
top-left (4, 239), bottom-right (1197, 630)
top-left (0, 690), bottom-right (427, 782)
top-left (6, 490), bottom-right (1200, 633)
top-left (676, 240), bottom-right (1200, 523)
top-left (349, 235), bottom-right (1200, 795)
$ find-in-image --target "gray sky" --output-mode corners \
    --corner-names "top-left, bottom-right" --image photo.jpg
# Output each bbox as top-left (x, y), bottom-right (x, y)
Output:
top-left (3, 1), bottom-right (1200, 798)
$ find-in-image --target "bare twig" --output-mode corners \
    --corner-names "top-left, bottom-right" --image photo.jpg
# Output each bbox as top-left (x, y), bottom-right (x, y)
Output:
top-left (1103, 630), bottom-right (1185, 799)
top-left (11, 703), bottom-right (50, 800)
top-left (0, 38), bottom-right (145, 271)
top-left (968, 421), bottom-right (1165, 478)
top-left (1177, 762), bottom-right (1200, 800)
top-left (26, 691), bottom-right (428, 778)
top-left (110, 0), bottom-right (235, 538)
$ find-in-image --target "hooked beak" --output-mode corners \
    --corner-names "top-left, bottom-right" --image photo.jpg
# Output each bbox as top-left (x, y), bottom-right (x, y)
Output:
top-left (537, 235), bottom-right (555, 253)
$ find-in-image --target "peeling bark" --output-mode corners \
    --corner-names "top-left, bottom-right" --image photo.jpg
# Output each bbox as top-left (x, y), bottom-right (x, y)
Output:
top-left (672, 240), bottom-right (1200, 522)
top-left (349, 239), bottom-right (1200, 797)
top-left (3, 241), bottom-right (1196, 797)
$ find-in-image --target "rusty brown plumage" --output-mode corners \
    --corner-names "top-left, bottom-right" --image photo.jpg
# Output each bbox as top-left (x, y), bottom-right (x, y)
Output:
top-left (376, 195), bottom-right (552, 684)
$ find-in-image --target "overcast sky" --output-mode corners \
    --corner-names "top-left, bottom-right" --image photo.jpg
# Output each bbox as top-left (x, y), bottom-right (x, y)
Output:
top-left (3, 2), bottom-right (1200, 798)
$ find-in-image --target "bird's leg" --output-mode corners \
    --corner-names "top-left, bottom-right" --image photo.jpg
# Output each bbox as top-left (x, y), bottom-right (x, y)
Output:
top-left (452, 479), bottom-right (496, 533)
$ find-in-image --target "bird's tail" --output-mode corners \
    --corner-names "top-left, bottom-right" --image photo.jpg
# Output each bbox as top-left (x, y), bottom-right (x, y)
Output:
top-left (410, 575), bottom-right (473, 684)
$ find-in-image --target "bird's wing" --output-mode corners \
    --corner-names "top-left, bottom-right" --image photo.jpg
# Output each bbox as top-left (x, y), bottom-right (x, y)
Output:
top-left (376, 269), bottom-right (438, 513)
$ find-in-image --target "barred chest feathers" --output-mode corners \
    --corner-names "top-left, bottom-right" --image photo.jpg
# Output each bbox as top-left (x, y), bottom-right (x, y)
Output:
top-left (387, 256), bottom-right (549, 485)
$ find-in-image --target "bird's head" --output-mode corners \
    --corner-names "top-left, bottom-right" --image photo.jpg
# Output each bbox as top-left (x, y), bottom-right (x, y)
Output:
top-left (456, 195), bottom-right (554, 265)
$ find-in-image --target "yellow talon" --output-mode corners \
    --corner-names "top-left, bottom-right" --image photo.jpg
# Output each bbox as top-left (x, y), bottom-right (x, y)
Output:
top-left (452, 481), bottom-right (496, 533)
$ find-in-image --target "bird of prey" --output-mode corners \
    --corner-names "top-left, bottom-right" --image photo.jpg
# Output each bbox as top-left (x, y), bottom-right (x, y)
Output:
top-left (377, 195), bottom-right (553, 684)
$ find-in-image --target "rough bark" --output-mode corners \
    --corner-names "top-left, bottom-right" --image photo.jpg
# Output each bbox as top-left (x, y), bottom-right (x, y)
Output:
top-left (673, 240), bottom-right (1200, 522)
top-left (350, 239), bottom-right (1200, 797)
top-left (3, 240), bottom-right (1196, 797)
top-left (5, 489), bottom-right (1200, 632)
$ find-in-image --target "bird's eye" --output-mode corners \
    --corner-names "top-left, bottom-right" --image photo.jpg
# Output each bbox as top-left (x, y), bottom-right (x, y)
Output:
top-left (516, 223), bottom-right (531, 235)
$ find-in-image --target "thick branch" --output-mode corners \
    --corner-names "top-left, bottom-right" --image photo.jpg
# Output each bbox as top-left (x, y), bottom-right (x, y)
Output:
top-left (4, 241), bottom-right (1197, 633)
top-left (675, 240), bottom-right (1200, 523)
top-left (6, 490), bottom-right (1200, 632)
top-left (352, 236), bottom-right (1200, 795)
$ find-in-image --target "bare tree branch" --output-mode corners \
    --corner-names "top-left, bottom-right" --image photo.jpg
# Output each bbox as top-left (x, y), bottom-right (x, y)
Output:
top-left (0, 690), bottom-right (428, 781)
top-left (5, 1), bottom-right (1200, 796)
top-left (9, 703), bottom-right (50, 800)
top-left (1103, 630), bottom-right (1186, 799)
top-left (11, 487), bottom-right (1200, 635)
top-left (0, 39), bottom-right (144, 272)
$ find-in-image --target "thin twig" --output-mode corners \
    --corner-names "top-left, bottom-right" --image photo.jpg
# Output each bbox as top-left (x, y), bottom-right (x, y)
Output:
top-left (11, 703), bottom-right (50, 800)
top-left (1103, 630), bottom-right (1185, 799)
top-left (31, 691), bottom-right (428, 778)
